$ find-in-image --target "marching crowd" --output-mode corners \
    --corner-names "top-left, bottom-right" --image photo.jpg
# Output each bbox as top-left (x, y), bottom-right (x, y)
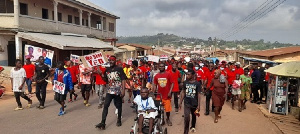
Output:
top-left (8, 55), bottom-right (271, 134)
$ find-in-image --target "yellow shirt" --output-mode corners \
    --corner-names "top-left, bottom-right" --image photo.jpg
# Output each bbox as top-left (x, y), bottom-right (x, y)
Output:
top-left (123, 67), bottom-right (132, 78)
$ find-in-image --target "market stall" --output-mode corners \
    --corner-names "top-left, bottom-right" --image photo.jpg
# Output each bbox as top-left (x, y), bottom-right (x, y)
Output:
top-left (265, 61), bottom-right (300, 118)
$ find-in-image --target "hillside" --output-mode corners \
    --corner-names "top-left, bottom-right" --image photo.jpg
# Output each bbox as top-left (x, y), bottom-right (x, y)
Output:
top-left (117, 33), bottom-right (296, 50)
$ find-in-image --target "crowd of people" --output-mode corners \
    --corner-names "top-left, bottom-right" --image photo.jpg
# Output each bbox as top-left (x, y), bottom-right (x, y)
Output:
top-left (8, 55), bottom-right (271, 134)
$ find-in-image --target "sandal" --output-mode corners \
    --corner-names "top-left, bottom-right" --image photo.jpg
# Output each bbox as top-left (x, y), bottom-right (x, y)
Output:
top-left (166, 119), bottom-right (172, 126)
top-left (218, 115), bottom-right (221, 119)
top-left (214, 119), bottom-right (218, 123)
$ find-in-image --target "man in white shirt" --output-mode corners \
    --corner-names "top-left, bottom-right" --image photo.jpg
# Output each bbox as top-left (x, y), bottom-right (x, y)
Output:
top-left (134, 88), bottom-right (157, 134)
top-left (10, 59), bottom-right (32, 111)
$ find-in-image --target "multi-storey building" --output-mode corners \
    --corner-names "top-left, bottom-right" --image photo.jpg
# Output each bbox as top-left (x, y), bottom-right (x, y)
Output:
top-left (0, 0), bottom-right (119, 66)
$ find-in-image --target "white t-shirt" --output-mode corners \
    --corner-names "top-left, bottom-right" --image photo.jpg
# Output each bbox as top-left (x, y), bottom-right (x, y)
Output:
top-left (10, 68), bottom-right (26, 92)
top-left (134, 95), bottom-right (157, 111)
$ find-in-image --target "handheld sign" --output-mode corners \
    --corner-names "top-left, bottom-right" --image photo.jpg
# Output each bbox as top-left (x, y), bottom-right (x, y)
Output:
top-left (148, 55), bottom-right (159, 63)
top-left (70, 54), bottom-right (80, 63)
top-left (82, 52), bottom-right (107, 67)
top-left (53, 80), bottom-right (66, 94)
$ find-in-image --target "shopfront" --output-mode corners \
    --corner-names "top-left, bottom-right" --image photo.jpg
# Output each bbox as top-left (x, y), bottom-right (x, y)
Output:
top-left (266, 61), bottom-right (300, 119)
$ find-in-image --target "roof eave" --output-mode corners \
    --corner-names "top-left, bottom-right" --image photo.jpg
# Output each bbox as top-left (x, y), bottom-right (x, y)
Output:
top-left (68, 0), bottom-right (120, 19)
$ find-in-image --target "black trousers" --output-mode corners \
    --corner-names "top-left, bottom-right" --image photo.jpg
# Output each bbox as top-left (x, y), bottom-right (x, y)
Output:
top-left (101, 93), bottom-right (122, 124)
top-left (252, 83), bottom-right (259, 102)
top-left (14, 92), bottom-right (31, 107)
top-left (173, 92), bottom-right (179, 109)
top-left (36, 82), bottom-right (48, 106)
top-left (205, 90), bottom-right (214, 112)
top-left (184, 105), bottom-right (196, 134)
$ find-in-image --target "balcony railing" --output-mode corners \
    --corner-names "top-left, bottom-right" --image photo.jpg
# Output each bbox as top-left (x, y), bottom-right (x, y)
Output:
top-left (0, 14), bottom-right (115, 39)
top-left (0, 14), bottom-right (16, 28)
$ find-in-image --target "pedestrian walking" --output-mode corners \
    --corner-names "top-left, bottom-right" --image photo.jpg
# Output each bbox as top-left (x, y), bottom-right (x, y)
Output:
top-left (79, 63), bottom-right (93, 106)
top-left (240, 68), bottom-right (252, 111)
top-left (208, 69), bottom-right (228, 123)
top-left (33, 56), bottom-right (50, 109)
top-left (93, 65), bottom-right (106, 109)
top-left (10, 59), bottom-right (32, 110)
top-left (204, 63), bottom-right (215, 115)
top-left (65, 61), bottom-right (78, 102)
top-left (23, 58), bottom-right (35, 95)
top-left (153, 62), bottom-right (174, 126)
top-left (95, 55), bottom-right (126, 130)
top-left (231, 74), bottom-right (242, 111)
top-left (53, 61), bottom-right (73, 116)
top-left (180, 69), bottom-right (201, 134)
top-left (169, 62), bottom-right (181, 113)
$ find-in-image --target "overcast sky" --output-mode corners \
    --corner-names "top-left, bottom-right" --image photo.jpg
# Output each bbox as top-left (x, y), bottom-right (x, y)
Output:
top-left (90, 0), bottom-right (300, 44)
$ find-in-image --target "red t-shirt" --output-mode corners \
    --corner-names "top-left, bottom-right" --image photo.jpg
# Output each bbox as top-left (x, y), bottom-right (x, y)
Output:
top-left (249, 69), bottom-right (254, 76)
top-left (235, 67), bottom-right (244, 75)
top-left (227, 71), bottom-right (236, 85)
top-left (205, 70), bottom-right (215, 90)
top-left (93, 66), bottom-right (106, 85)
top-left (23, 64), bottom-right (35, 78)
top-left (202, 67), bottom-right (209, 73)
top-left (154, 72), bottom-right (173, 100)
top-left (166, 65), bottom-right (172, 72)
top-left (67, 66), bottom-right (78, 83)
top-left (139, 66), bottom-right (147, 73)
top-left (265, 72), bottom-right (270, 81)
top-left (168, 70), bottom-right (180, 92)
top-left (0, 66), bottom-right (3, 71)
top-left (57, 72), bottom-right (64, 83)
top-left (196, 69), bottom-right (206, 82)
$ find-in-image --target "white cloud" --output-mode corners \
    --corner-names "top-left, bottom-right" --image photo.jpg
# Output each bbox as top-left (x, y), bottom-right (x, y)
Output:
top-left (90, 0), bottom-right (300, 44)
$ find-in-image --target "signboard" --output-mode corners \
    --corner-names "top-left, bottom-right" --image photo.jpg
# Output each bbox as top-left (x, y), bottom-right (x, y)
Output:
top-left (53, 80), bottom-right (66, 95)
top-left (160, 55), bottom-right (168, 61)
top-left (127, 58), bottom-right (133, 65)
top-left (70, 54), bottom-right (80, 63)
top-left (82, 52), bottom-right (107, 67)
top-left (148, 55), bottom-right (159, 63)
top-left (24, 45), bottom-right (54, 67)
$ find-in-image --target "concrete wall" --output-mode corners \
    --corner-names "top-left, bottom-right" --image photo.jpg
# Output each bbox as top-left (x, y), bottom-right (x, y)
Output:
top-left (1, 0), bottom-right (117, 39)
top-left (271, 52), bottom-right (300, 62)
top-left (0, 35), bottom-right (14, 66)
top-left (0, 14), bottom-right (15, 28)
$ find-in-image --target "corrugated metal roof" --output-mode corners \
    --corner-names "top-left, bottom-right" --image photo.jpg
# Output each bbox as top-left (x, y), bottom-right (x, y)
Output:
top-left (70, 0), bottom-right (119, 19)
top-left (17, 32), bottom-right (113, 50)
top-left (239, 46), bottom-right (300, 57)
top-left (116, 43), bottom-right (152, 50)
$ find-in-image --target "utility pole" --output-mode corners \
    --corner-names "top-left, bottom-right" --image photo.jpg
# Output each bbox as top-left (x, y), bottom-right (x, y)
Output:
top-left (213, 37), bottom-right (217, 57)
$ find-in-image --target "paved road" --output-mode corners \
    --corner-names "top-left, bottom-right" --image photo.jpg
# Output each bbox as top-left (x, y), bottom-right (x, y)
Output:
top-left (0, 89), bottom-right (282, 134)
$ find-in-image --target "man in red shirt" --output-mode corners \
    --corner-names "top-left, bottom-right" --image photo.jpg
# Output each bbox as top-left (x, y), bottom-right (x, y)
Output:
top-left (153, 63), bottom-right (174, 126)
top-left (93, 65), bottom-right (107, 108)
top-left (227, 65), bottom-right (236, 102)
top-left (139, 60), bottom-right (147, 87)
top-left (23, 58), bottom-right (35, 94)
top-left (204, 62), bottom-right (215, 115)
top-left (235, 62), bottom-right (244, 75)
top-left (195, 64), bottom-right (206, 85)
top-left (65, 61), bottom-right (78, 102)
top-left (168, 62), bottom-right (181, 113)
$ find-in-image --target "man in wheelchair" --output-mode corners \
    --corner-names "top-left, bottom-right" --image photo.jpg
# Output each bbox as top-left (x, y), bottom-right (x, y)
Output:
top-left (133, 88), bottom-right (158, 134)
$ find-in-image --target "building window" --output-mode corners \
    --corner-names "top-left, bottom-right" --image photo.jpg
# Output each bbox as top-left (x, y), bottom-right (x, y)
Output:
top-left (82, 19), bottom-right (84, 25)
top-left (96, 21), bottom-right (101, 30)
top-left (42, 8), bottom-right (48, 19)
top-left (74, 17), bottom-right (79, 25)
top-left (58, 12), bottom-right (62, 21)
top-left (0, 0), bottom-right (14, 13)
top-left (86, 20), bottom-right (88, 26)
top-left (20, 3), bottom-right (28, 15)
top-left (109, 23), bottom-right (114, 32)
top-left (103, 17), bottom-right (106, 30)
top-left (68, 15), bottom-right (72, 23)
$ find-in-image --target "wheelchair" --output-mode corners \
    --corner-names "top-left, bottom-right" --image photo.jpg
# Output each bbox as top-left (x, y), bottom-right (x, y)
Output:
top-left (130, 93), bottom-right (167, 134)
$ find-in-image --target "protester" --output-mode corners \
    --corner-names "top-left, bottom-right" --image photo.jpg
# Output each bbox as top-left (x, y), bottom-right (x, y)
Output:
top-left (235, 62), bottom-right (244, 75)
top-left (65, 61), bottom-right (78, 102)
top-left (134, 88), bottom-right (157, 134)
top-left (169, 62), bottom-right (181, 113)
top-left (231, 74), bottom-right (242, 111)
top-left (53, 61), bottom-right (73, 116)
top-left (23, 58), bottom-right (35, 94)
top-left (34, 56), bottom-right (50, 109)
top-left (93, 65), bottom-right (106, 109)
top-left (79, 63), bottom-right (93, 106)
top-left (264, 63), bottom-right (271, 103)
top-left (0, 65), bottom-right (4, 73)
top-left (240, 68), bottom-right (252, 111)
top-left (124, 63), bottom-right (133, 103)
top-left (153, 62), bottom-right (174, 126)
top-left (180, 69), bottom-right (201, 133)
top-left (208, 69), bottom-right (228, 123)
top-left (204, 62), bottom-right (215, 115)
top-left (96, 55), bottom-right (126, 129)
top-left (10, 59), bottom-right (32, 111)
top-left (251, 63), bottom-right (261, 104)
top-left (130, 60), bottom-right (144, 99)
